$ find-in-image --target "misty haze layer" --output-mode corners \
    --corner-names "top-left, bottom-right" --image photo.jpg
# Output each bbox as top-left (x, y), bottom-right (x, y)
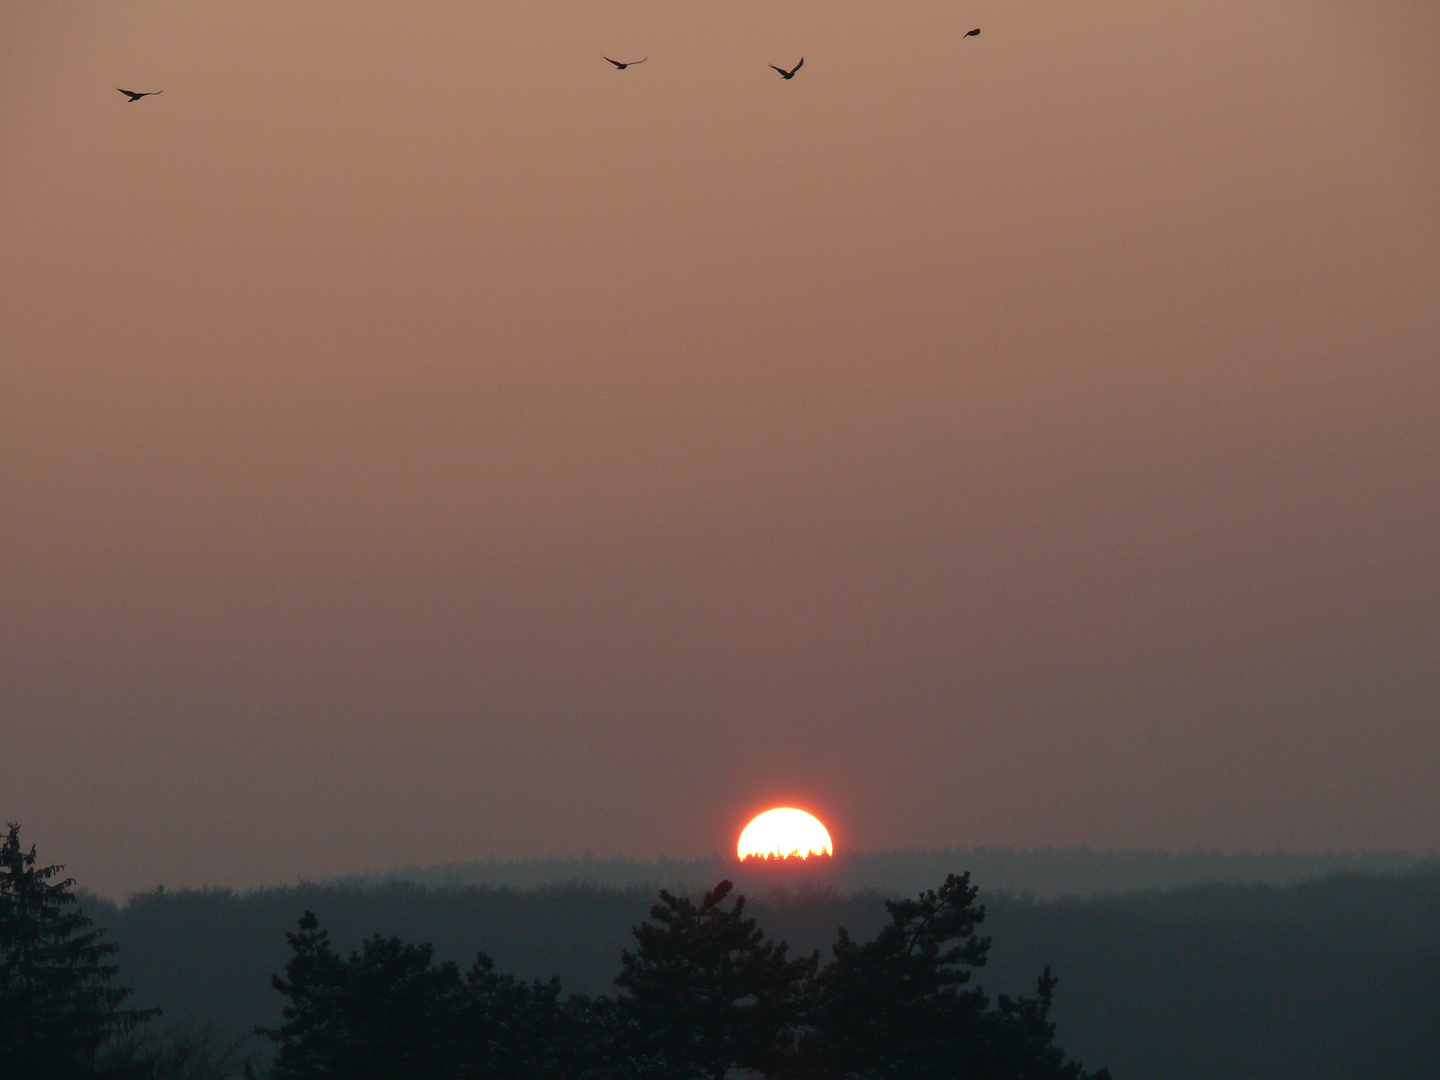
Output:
top-left (2, 1), bottom-right (1439, 898)
top-left (364, 848), bottom-right (1429, 900)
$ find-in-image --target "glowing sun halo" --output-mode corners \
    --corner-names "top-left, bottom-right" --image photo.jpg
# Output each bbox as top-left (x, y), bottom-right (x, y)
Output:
top-left (737, 808), bottom-right (833, 860)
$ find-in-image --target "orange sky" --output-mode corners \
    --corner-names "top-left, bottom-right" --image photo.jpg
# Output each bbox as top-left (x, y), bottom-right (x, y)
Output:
top-left (3, 1), bottom-right (1438, 897)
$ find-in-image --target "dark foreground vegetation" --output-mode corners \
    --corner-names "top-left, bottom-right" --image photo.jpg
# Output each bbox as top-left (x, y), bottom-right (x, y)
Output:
top-left (5, 823), bottom-right (1100, 1080)
top-left (7, 822), bottom-right (1440, 1078)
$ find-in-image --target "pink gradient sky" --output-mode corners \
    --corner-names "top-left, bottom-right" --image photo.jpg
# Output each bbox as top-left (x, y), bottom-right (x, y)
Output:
top-left (3, 1), bottom-right (1438, 898)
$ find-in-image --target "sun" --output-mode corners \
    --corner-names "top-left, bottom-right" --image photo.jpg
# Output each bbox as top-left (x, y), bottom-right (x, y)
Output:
top-left (737, 808), bottom-right (833, 861)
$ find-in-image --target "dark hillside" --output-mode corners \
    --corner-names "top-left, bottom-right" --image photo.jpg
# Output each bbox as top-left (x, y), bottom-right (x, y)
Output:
top-left (980, 870), bottom-right (1440, 1080)
top-left (86, 869), bottom-right (1440, 1080)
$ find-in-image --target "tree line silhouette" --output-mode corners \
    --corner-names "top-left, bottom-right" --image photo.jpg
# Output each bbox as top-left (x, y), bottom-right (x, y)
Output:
top-left (3, 823), bottom-right (1106, 1080)
top-left (260, 876), bottom-right (1105, 1080)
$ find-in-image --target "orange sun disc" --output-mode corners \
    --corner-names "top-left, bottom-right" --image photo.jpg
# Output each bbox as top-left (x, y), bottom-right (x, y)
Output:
top-left (737, 808), bottom-right (833, 860)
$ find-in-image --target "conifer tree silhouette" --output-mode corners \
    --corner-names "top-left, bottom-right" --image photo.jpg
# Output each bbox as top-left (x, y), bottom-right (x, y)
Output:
top-left (616, 880), bottom-right (817, 1080)
top-left (261, 909), bottom-right (584, 1080)
top-left (801, 873), bottom-right (1109, 1080)
top-left (260, 911), bottom-right (470, 1080)
top-left (0, 822), bottom-right (156, 1079)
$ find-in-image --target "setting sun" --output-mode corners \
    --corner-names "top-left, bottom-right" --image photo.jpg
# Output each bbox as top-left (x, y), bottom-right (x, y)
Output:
top-left (737, 808), bottom-right (833, 860)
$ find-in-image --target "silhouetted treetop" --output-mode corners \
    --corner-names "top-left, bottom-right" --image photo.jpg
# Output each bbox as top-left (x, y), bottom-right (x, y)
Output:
top-left (616, 880), bottom-right (817, 1080)
top-left (802, 873), bottom-right (1108, 1080)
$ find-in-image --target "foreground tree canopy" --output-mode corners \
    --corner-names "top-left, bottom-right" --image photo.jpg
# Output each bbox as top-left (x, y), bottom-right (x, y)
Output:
top-left (262, 874), bottom-right (1109, 1080)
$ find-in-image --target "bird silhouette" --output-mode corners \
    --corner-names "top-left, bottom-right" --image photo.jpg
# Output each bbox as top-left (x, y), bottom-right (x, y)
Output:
top-left (964, 28), bottom-right (981, 38)
top-left (770, 58), bottom-right (804, 79)
top-left (117, 88), bottom-right (162, 102)
top-left (604, 56), bottom-right (646, 69)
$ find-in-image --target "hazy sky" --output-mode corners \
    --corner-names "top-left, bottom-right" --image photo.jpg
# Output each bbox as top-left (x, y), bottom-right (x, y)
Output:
top-left (3, 1), bottom-right (1438, 899)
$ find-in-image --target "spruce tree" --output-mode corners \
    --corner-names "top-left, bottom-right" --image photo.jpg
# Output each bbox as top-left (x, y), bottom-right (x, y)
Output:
top-left (0, 823), bottom-right (155, 1080)
top-left (261, 910), bottom-right (470, 1080)
top-left (801, 873), bottom-right (1108, 1080)
top-left (262, 908), bottom-right (590, 1080)
top-left (616, 880), bottom-right (817, 1080)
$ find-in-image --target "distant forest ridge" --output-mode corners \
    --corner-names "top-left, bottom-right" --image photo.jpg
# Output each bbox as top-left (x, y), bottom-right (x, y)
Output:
top-left (355, 846), bottom-right (1432, 899)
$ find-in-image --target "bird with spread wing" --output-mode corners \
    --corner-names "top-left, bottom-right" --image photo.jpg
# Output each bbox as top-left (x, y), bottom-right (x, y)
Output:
top-left (117, 88), bottom-right (163, 102)
top-left (770, 58), bottom-right (803, 80)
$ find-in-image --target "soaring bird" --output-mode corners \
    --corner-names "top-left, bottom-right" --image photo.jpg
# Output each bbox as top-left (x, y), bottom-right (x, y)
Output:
top-left (604, 56), bottom-right (646, 69)
top-left (964, 28), bottom-right (981, 38)
top-left (117, 88), bottom-right (162, 101)
top-left (770, 58), bottom-right (803, 79)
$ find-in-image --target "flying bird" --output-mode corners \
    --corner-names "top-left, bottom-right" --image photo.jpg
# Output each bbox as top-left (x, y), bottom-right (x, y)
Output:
top-left (117, 88), bottom-right (162, 101)
top-left (604, 56), bottom-right (646, 69)
top-left (770, 58), bottom-right (804, 80)
top-left (964, 28), bottom-right (981, 38)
